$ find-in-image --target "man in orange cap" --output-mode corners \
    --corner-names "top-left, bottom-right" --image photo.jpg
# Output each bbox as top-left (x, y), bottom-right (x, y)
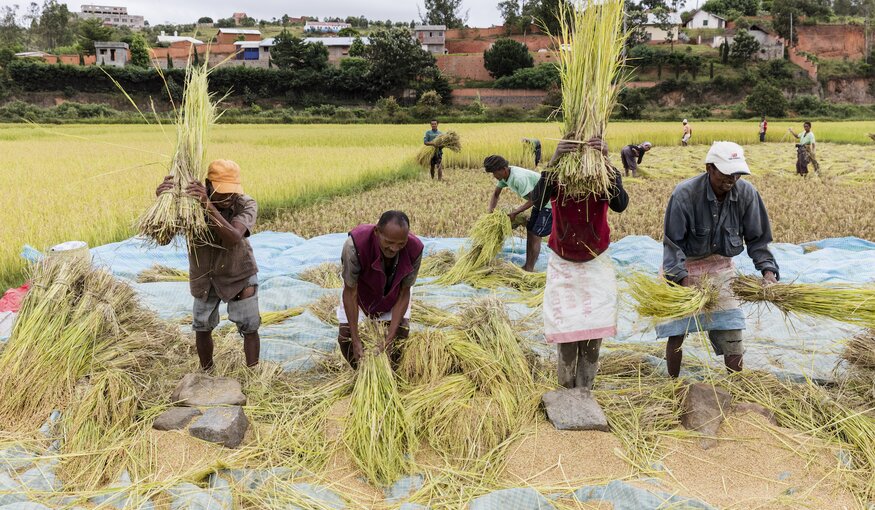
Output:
top-left (155, 159), bottom-right (261, 370)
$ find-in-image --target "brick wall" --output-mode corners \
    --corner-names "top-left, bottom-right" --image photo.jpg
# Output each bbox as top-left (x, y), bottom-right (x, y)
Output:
top-left (796, 24), bottom-right (866, 59)
top-left (446, 34), bottom-right (553, 54)
top-left (451, 88), bottom-right (547, 107)
top-left (437, 52), bottom-right (556, 82)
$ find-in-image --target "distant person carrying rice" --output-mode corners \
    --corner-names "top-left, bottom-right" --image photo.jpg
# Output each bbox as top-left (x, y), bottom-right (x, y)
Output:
top-left (620, 141), bottom-right (652, 177)
top-left (522, 138), bottom-right (542, 166)
top-left (540, 137), bottom-right (629, 389)
top-left (789, 121), bottom-right (819, 176)
top-left (484, 155), bottom-right (552, 272)
top-left (423, 120), bottom-right (444, 181)
top-left (338, 211), bottom-right (423, 369)
top-left (155, 160), bottom-right (262, 370)
top-left (659, 142), bottom-right (779, 377)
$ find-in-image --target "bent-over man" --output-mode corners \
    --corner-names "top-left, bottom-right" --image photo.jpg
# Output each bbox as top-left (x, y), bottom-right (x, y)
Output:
top-left (155, 160), bottom-right (261, 370)
top-left (541, 138), bottom-right (629, 389)
top-left (658, 141), bottom-right (779, 377)
top-left (484, 155), bottom-right (552, 272)
top-left (338, 211), bottom-right (423, 368)
top-left (620, 141), bottom-right (652, 177)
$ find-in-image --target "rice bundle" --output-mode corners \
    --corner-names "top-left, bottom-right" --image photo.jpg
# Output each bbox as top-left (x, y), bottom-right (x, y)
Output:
top-left (308, 293), bottom-right (340, 326)
top-left (299, 262), bottom-right (343, 289)
top-left (136, 264), bottom-right (189, 283)
top-left (411, 300), bottom-right (462, 328)
top-left (514, 288), bottom-right (544, 308)
top-left (419, 250), bottom-right (456, 278)
top-left (842, 331), bottom-right (875, 370)
top-left (434, 210), bottom-right (513, 286)
top-left (467, 259), bottom-right (546, 292)
top-left (137, 62), bottom-right (218, 246)
top-left (549, 0), bottom-right (629, 199)
top-left (397, 329), bottom-right (457, 385)
top-left (416, 131), bottom-right (462, 168)
top-left (625, 272), bottom-right (719, 321)
top-left (730, 275), bottom-right (875, 328)
top-left (343, 321), bottom-right (415, 485)
top-left (261, 307), bottom-right (305, 326)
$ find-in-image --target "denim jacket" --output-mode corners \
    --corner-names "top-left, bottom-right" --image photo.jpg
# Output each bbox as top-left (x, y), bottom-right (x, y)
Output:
top-left (663, 173), bottom-right (779, 283)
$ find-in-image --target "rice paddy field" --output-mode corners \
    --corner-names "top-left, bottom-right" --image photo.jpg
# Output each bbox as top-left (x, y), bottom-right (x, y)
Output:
top-left (3, 119), bottom-right (875, 509)
top-left (3, 120), bottom-right (875, 288)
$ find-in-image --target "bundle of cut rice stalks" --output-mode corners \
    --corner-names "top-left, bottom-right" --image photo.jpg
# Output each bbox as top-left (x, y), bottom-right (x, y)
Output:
top-left (842, 331), bottom-right (875, 370)
top-left (412, 300), bottom-right (462, 328)
top-left (731, 275), bottom-right (875, 329)
top-left (137, 62), bottom-right (218, 246)
top-left (308, 293), bottom-right (340, 326)
top-left (136, 264), bottom-right (189, 283)
top-left (625, 272), bottom-right (719, 321)
top-left (434, 210), bottom-right (513, 286)
top-left (549, 0), bottom-right (629, 199)
top-left (299, 262), bottom-right (343, 289)
top-left (416, 131), bottom-right (462, 168)
top-left (0, 257), bottom-right (179, 489)
top-left (420, 250), bottom-right (456, 278)
top-left (468, 259), bottom-right (546, 292)
top-left (343, 321), bottom-right (415, 486)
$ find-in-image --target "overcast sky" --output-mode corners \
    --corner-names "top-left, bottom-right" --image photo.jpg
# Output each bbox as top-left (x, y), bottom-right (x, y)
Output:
top-left (73, 1), bottom-right (502, 28)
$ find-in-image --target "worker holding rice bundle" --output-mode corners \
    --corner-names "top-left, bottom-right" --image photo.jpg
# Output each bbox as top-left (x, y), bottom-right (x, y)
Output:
top-left (155, 159), bottom-right (261, 370)
top-left (484, 155), bottom-right (551, 272)
top-left (659, 142), bottom-right (779, 377)
top-left (620, 141), bottom-right (652, 177)
top-left (541, 138), bottom-right (629, 389)
top-left (423, 119), bottom-right (444, 181)
top-left (789, 121), bottom-right (820, 176)
top-left (338, 211), bottom-right (423, 369)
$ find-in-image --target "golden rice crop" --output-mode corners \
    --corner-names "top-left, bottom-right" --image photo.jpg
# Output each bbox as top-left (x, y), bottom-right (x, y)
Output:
top-left (416, 131), bottom-right (462, 167)
top-left (625, 272), bottom-right (719, 321)
top-left (344, 324), bottom-right (415, 485)
top-left (731, 275), bottom-right (875, 328)
top-left (435, 210), bottom-right (513, 286)
top-left (137, 63), bottom-right (217, 246)
top-left (136, 264), bottom-right (189, 283)
top-left (550, 0), bottom-right (629, 199)
top-left (299, 262), bottom-right (343, 288)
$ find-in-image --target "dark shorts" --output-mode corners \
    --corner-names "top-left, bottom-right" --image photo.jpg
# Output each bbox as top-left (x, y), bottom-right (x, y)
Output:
top-left (431, 149), bottom-right (443, 166)
top-left (527, 207), bottom-right (553, 237)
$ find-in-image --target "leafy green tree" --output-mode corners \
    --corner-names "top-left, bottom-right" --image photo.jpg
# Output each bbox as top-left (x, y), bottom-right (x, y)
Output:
top-left (770, 0), bottom-right (831, 42)
top-left (414, 89), bottom-right (443, 118)
top-left (197, 17), bottom-right (213, 24)
top-left (348, 36), bottom-right (366, 57)
top-left (128, 33), bottom-right (150, 67)
top-left (701, 0), bottom-right (759, 17)
top-left (270, 29), bottom-right (328, 70)
top-left (729, 29), bottom-right (760, 66)
top-left (420, 0), bottom-right (468, 29)
top-left (0, 5), bottom-right (25, 47)
top-left (498, 0), bottom-right (521, 32)
top-left (36, 0), bottom-right (74, 49)
top-left (483, 37), bottom-right (533, 78)
top-left (522, 0), bottom-right (567, 34)
top-left (363, 27), bottom-right (436, 95)
top-left (745, 82), bottom-right (788, 117)
top-left (337, 27), bottom-right (359, 37)
top-left (78, 18), bottom-right (115, 55)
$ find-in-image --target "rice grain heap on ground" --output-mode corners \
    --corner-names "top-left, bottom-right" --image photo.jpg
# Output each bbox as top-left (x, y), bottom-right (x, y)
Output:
top-left (136, 62), bottom-right (218, 246)
top-left (550, 0), bottom-right (629, 199)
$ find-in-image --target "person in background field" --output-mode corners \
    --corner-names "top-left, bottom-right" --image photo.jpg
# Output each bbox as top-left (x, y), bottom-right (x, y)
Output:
top-left (620, 141), bottom-right (652, 177)
top-left (658, 141), bottom-right (779, 378)
top-left (522, 138), bottom-right (542, 166)
top-left (539, 137), bottom-right (629, 390)
top-left (484, 155), bottom-right (552, 272)
top-left (155, 160), bottom-right (261, 370)
top-left (789, 121), bottom-right (819, 176)
top-left (423, 119), bottom-right (444, 181)
top-left (338, 211), bottom-right (423, 369)
top-left (682, 119), bottom-right (692, 146)
top-left (759, 115), bottom-right (768, 143)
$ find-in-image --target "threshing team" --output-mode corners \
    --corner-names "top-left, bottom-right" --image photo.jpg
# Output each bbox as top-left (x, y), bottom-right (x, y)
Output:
top-left (158, 117), bottom-right (825, 388)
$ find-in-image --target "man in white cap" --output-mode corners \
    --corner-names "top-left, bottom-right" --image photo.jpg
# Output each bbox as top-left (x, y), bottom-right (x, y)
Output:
top-left (681, 119), bottom-right (692, 146)
top-left (620, 141), bottom-right (652, 177)
top-left (657, 141), bottom-right (779, 377)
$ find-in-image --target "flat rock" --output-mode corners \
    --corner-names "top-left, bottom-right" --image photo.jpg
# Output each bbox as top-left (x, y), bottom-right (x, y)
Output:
top-left (681, 383), bottom-right (732, 449)
top-left (171, 373), bottom-right (246, 407)
top-left (153, 407), bottom-right (202, 431)
top-left (734, 402), bottom-right (778, 426)
top-left (189, 407), bottom-right (249, 449)
top-left (541, 387), bottom-right (610, 432)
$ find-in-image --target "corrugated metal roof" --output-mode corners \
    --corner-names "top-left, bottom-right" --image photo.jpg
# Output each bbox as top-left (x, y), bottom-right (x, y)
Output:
top-left (218, 28), bottom-right (261, 35)
top-left (259, 37), bottom-right (370, 47)
top-left (157, 35), bottom-right (204, 45)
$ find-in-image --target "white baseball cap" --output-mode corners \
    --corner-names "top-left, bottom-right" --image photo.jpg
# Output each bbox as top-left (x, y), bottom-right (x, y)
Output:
top-left (682, 119), bottom-right (688, 124)
top-left (705, 141), bottom-right (750, 175)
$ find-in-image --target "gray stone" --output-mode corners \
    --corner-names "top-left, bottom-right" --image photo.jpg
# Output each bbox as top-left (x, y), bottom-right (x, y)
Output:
top-left (171, 373), bottom-right (246, 407)
top-left (541, 387), bottom-right (610, 432)
top-left (189, 407), bottom-right (249, 448)
top-left (681, 383), bottom-right (732, 450)
top-left (734, 402), bottom-right (777, 426)
top-left (153, 407), bottom-right (202, 431)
